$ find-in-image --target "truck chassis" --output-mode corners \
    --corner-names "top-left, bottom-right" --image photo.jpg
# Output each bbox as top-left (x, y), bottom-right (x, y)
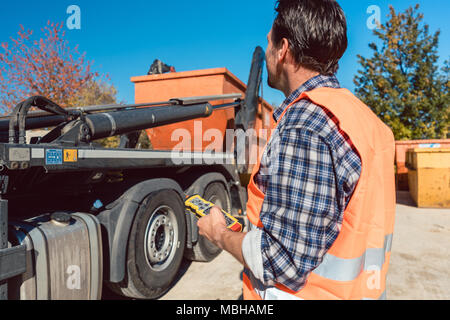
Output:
top-left (0, 47), bottom-right (265, 300)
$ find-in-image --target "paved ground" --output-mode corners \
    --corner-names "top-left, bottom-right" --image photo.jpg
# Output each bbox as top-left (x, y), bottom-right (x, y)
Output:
top-left (160, 252), bottom-right (244, 300)
top-left (387, 192), bottom-right (450, 300)
top-left (158, 191), bottom-right (450, 300)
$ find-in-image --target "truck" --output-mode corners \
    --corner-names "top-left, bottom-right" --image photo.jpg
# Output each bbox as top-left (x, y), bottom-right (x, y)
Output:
top-left (0, 47), bottom-right (270, 300)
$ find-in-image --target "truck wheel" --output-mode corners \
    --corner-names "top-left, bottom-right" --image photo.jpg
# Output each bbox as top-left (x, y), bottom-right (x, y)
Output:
top-left (186, 182), bottom-right (231, 262)
top-left (112, 190), bottom-right (186, 299)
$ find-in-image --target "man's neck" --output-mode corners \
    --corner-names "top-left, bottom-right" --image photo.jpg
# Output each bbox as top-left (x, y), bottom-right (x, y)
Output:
top-left (283, 68), bottom-right (320, 98)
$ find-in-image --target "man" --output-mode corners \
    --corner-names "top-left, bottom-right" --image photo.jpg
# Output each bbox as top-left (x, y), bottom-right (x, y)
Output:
top-left (198, 0), bottom-right (396, 300)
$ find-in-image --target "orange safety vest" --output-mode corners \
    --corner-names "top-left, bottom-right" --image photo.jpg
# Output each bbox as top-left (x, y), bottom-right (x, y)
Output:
top-left (243, 87), bottom-right (396, 300)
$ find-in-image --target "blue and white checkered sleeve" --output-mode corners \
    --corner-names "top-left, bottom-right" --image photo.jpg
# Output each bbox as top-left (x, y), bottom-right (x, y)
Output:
top-left (257, 127), bottom-right (342, 292)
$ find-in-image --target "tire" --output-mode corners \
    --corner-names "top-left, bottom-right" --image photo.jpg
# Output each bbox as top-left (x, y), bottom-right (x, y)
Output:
top-left (185, 182), bottom-right (231, 262)
top-left (111, 190), bottom-right (186, 299)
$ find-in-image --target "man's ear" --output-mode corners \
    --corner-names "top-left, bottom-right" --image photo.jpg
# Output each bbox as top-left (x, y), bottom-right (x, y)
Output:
top-left (277, 38), bottom-right (290, 63)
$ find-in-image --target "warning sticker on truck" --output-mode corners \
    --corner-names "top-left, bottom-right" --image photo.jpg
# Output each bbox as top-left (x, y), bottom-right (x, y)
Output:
top-left (64, 150), bottom-right (78, 162)
top-left (45, 149), bottom-right (63, 165)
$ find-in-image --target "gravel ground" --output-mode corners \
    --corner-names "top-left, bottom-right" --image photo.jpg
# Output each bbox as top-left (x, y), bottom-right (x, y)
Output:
top-left (158, 191), bottom-right (450, 300)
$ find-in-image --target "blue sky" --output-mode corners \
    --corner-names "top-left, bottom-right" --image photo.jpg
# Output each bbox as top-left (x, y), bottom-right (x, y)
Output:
top-left (0, 0), bottom-right (449, 106)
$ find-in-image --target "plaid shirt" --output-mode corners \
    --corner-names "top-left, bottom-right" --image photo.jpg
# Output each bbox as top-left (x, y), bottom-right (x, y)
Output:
top-left (242, 74), bottom-right (362, 292)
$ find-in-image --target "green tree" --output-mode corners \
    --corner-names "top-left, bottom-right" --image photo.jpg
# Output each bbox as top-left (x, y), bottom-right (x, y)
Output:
top-left (354, 4), bottom-right (449, 140)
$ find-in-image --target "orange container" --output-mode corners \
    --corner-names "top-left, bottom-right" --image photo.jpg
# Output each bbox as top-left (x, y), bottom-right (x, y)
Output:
top-left (395, 139), bottom-right (450, 190)
top-left (131, 68), bottom-right (274, 153)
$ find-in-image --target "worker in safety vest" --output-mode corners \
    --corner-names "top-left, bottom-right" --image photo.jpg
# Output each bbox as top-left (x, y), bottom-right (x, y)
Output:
top-left (198, 0), bottom-right (396, 300)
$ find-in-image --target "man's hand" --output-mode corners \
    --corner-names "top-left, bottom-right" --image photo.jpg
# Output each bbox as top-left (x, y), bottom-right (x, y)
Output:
top-left (197, 206), bottom-right (228, 249)
top-left (197, 206), bottom-right (248, 267)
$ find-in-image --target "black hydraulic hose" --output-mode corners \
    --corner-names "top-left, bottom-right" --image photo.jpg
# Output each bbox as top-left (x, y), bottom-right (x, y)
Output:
top-left (8, 96), bottom-right (73, 144)
top-left (8, 101), bottom-right (21, 144)
top-left (18, 97), bottom-right (71, 144)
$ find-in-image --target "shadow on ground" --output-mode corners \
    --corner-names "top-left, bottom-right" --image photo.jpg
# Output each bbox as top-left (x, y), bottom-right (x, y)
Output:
top-left (102, 257), bottom-right (193, 300)
top-left (396, 191), bottom-right (416, 207)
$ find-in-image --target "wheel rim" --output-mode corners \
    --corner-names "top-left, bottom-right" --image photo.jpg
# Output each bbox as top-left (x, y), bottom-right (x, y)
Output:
top-left (144, 205), bottom-right (179, 271)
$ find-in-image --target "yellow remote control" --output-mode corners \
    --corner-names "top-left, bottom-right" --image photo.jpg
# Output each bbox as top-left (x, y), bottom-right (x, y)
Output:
top-left (185, 195), bottom-right (243, 233)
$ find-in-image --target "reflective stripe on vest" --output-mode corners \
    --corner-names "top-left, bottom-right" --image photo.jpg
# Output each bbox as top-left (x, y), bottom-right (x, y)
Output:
top-left (313, 233), bottom-right (393, 282)
top-left (244, 233), bottom-right (392, 300)
top-left (249, 281), bottom-right (387, 301)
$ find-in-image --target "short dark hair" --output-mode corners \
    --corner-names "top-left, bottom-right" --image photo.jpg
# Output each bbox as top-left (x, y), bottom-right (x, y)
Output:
top-left (272, 0), bottom-right (348, 75)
